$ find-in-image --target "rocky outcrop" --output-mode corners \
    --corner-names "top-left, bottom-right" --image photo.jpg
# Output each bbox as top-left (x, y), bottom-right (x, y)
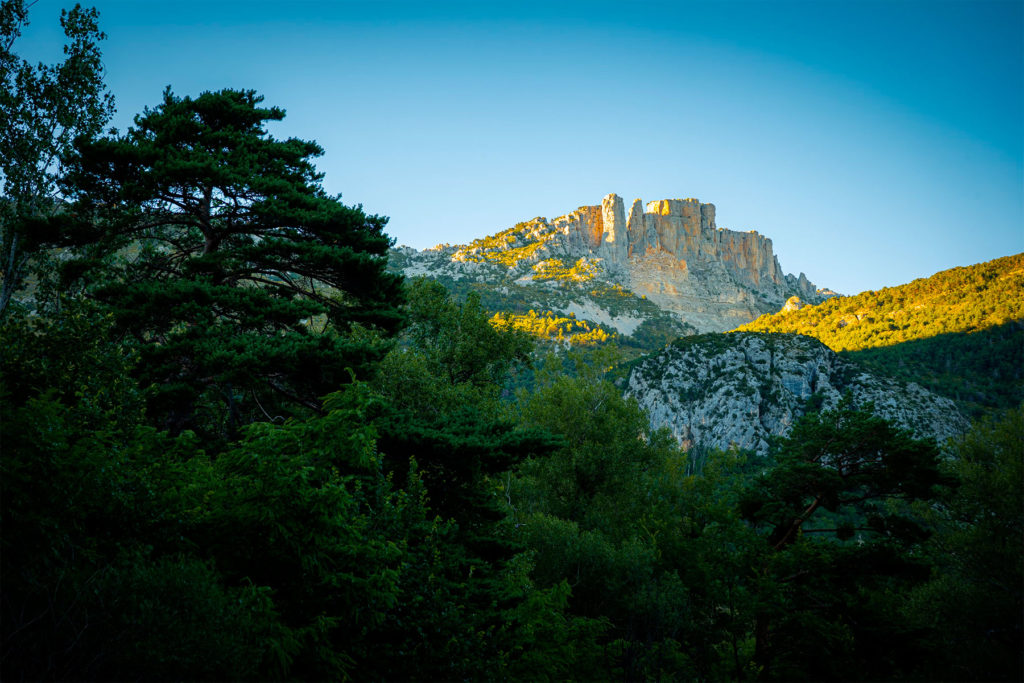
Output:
top-left (781, 296), bottom-right (806, 312)
top-left (599, 193), bottom-right (628, 262)
top-left (626, 332), bottom-right (969, 454)
top-left (555, 194), bottom-right (830, 330)
top-left (626, 198), bottom-right (647, 256)
top-left (394, 192), bottom-right (833, 334)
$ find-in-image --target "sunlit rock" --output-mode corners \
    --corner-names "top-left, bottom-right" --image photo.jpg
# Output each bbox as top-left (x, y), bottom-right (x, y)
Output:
top-left (391, 192), bottom-right (833, 334)
top-left (781, 296), bottom-right (806, 312)
top-left (599, 193), bottom-right (628, 263)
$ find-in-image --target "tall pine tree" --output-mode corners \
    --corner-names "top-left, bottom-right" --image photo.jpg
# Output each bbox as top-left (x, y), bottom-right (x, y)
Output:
top-left (65, 88), bottom-right (403, 436)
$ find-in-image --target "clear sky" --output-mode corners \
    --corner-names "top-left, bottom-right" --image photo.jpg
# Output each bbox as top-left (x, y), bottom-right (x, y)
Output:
top-left (16, 0), bottom-right (1024, 295)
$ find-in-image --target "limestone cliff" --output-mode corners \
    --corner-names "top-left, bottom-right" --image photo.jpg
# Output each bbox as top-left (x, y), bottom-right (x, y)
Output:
top-left (393, 192), bottom-right (832, 337)
top-left (626, 332), bottom-right (969, 454)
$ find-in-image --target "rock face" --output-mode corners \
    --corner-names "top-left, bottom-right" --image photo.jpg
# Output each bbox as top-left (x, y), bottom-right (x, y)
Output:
top-left (781, 296), bottom-right (806, 313)
top-left (394, 192), bottom-right (834, 335)
top-left (626, 332), bottom-right (969, 454)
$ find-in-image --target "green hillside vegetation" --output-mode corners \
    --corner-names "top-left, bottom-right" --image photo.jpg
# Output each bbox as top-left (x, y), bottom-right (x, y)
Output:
top-left (738, 253), bottom-right (1024, 350)
top-left (531, 256), bottom-right (598, 283)
top-left (847, 321), bottom-right (1024, 418)
top-left (454, 218), bottom-right (556, 267)
top-left (491, 310), bottom-right (615, 346)
top-left (416, 273), bottom-right (693, 358)
top-left (738, 254), bottom-right (1024, 415)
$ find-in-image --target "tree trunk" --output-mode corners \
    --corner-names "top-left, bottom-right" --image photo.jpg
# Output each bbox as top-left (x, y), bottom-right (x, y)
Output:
top-left (754, 611), bottom-right (771, 679)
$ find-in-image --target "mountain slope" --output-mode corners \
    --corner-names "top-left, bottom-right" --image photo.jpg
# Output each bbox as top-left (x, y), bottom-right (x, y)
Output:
top-left (843, 322), bottom-right (1024, 418)
top-left (737, 254), bottom-right (1024, 415)
top-left (737, 253), bottom-right (1024, 350)
top-left (626, 331), bottom-right (969, 454)
top-left (391, 193), bottom-right (832, 352)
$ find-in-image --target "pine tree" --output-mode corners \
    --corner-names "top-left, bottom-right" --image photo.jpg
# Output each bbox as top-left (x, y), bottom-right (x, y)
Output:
top-left (65, 88), bottom-right (404, 436)
top-left (740, 399), bottom-right (945, 680)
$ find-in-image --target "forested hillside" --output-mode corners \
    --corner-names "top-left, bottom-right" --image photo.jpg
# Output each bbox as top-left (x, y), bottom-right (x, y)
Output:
top-left (738, 254), bottom-right (1024, 415)
top-left (2, 4), bottom-right (1021, 680)
top-left (739, 253), bottom-right (1023, 349)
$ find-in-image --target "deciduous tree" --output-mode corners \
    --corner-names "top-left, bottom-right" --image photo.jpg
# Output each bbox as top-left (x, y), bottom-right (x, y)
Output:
top-left (0, 0), bottom-right (114, 314)
top-left (909, 407), bottom-right (1023, 681)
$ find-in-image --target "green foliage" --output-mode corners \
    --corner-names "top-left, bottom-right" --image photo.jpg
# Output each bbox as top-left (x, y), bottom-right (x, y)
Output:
top-left (0, 304), bottom-right (508, 680)
top-left (454, 218), bottom-right (555, 267)
top-left (491, 308), bottom-right (615, 346)
top-left (622, 313), bottom-right (695, 352)
top-left (907, 407), bottom-right (1024, 681)
top-left (741, 399), bottom-right (943, 549)
top-left (739, 399), bottom-right (946, 679)
top-left (846, 320), bottom-right (1024, 417)
top-left (515, 374), bottom-right (662, 530)
top-left (62, 88), bottom-right (404, 437)
top-left (502, 576), bottom-right (611, 681)
top-left (8, 278), bottom-right (1019, 681)
top-left (0, 0), bottom-right (115, 314)
top-left (739, 253), bottom-right (1024, 351)
top-left (373, 277), bottom-right (545, 552)
top-left (0, 304), bottom-right (275, 680)
top-left (183, 387), bottom-right (437, 680)
top-left (371, 277), bottom-right (596, 677)
top-left (530, 256), bottom-right (599, 283)
top-left (376, 277), bottom-right (533, 416)
top-left (508, 371), bottom-right (768, 679)
top-left (81, 551), bottom-right (276, 680)
top-left (673, 329), bottom-right (752, 356)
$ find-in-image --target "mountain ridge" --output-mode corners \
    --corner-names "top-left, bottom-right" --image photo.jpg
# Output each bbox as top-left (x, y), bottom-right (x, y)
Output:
top-left (392, 192), bottom-right (834, 341)
top-left (738, 252), bottom-right (1024, 349)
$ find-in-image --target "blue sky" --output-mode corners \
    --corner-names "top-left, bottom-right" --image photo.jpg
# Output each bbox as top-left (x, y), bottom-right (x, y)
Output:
top-left (17, 0), bottom-right (1023, 294)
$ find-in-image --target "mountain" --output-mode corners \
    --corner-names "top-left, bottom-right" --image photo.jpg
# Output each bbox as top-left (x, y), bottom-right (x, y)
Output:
top-left (391, 195), bottom-right (1019, 453)
top-left (626, 331), bottom-right (969, 455)
top-left (390, 193), bottom-right (833, 351)
top-left (737, 253), bottom-right (1024, 417)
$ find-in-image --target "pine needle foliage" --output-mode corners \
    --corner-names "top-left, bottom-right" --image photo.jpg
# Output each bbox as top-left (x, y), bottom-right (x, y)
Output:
top-left (62, 88), bottom-right (404, 435)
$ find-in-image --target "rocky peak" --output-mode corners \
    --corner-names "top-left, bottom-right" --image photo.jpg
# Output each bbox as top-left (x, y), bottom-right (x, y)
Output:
top-left (393, 192), bottom-right (831, 333)
top-left (600, 193), bottom-right (827, 330)
top-left (626, 198), bottom-right (647, 257)
top-left (548, 194), bottom-right (807, 298)
top-left (599, 193), bottom-right (628, 262)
